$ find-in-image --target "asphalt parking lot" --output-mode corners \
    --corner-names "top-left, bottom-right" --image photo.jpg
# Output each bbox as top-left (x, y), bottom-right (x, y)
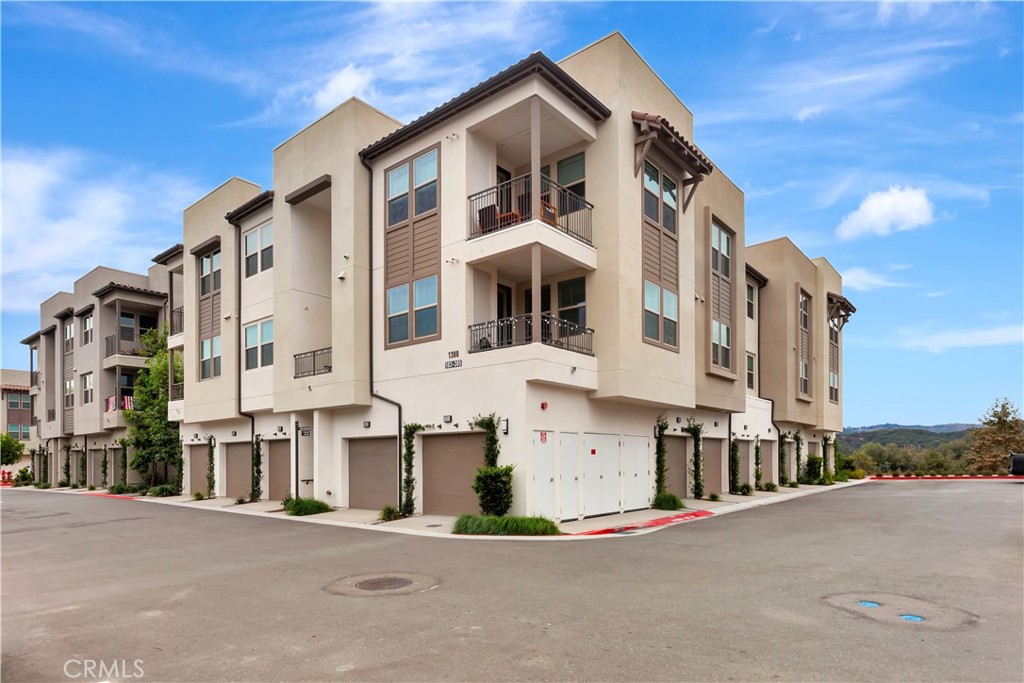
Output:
top-left (2, 481), bottom-right (1021, 682)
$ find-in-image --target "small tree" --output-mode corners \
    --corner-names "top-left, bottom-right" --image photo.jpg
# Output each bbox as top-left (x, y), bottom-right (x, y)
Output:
top-left (61, 444), bottom-right (71, 486)
top-left (779, 434), bottom-right (790, 486)
top-left (78, 448), bottom-right (86, 487)
top-left (101, 445), bottom-right (109, 487)
top-left (1, 433), bottom-right (25, 467)
top-left (174, 440), bottom-right (183, 495)
top-left (683, 418), bottom-right (704, 499)
top-left (205, 436), bottom-right (215, 498)
top-left (728, 436), bottom-right (740, 494)
top-left (400, 423), bottom-right (423, 517)
top-left (250, 434), bottom-right (263, 502)
top-left (125, 326), bottom-right (181, 487)
top-left (40, 447), bottom-right (49, 484)
top-left (821, 434), bottom-right (833, 483)
top-left (970, 398), bottom-right (1024, 474)
top-left (118, 438), bottom-right (128, 485)
top-left (794, 431), bottom-right (804, 484)
top-left (753, 435), bottom-right (763, 491)
top-left (654, 415), bottom-right (669, 495)
top-left (28, 448), bottom-right (38, 483)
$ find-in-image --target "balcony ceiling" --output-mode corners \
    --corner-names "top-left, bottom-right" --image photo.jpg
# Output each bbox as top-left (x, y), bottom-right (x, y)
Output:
top-left (475, 100), bottom-right (589, 169)
top-left (475, 244), bottom-right (586, 283)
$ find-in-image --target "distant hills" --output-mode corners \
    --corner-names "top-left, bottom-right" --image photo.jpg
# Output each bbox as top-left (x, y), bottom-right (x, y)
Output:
top-left (838, 424), bottom-right (973, 452)
top-left (844, 423), bottom-right (974, 434)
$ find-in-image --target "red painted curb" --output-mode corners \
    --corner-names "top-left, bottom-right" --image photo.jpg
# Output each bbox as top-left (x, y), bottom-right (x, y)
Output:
top-left (84, 492), bottom-right (138, 500)
top-left (870, 475), bottom-right (1024, 480)
top-left (573, 509), bottom-right (714, 536)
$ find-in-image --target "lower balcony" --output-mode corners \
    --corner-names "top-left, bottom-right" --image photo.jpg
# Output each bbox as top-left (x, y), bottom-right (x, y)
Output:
top-left (294, 347), bottom-right (332, 378)
top-left (468, 314), bottom-right (593, 356)
top-left (103, 394), bottom-right (133, 430)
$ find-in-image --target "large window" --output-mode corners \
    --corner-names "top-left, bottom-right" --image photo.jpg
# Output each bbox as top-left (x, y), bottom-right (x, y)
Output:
top-left (64, 379), bottom-right (74, 408)
top-left (119, 312), bottom-right (135, 342)
top-left (200, 335), bottom-right (222, 379)
top-left (710, 221), bottom-right (733, 371)
top-left (829, 317), bottom-right (840, 403)
top-left (388, 148), bottom-right (437, 227)
top-left (7, 394), bottom-right (19, 410)
top-left (556, 277), bottom-right (586, 328)
top-left (64, 322), bottom-right (74, 353)
top-left (387, 276), bottom-right (438, 345)
top-left (81, 373), bottom-right (93, 405)
top-left (200, 250), bottom-right (222, 296)
top-left (643, 281), bottom-right (677, 348)
top-left (82, 315), bottom-right (94, 345)
top-left (244, 222), bottom-right (274, 277)
top-left (799, 291), bottom-right (811, 396)
top-left (244, 320), bottom-right (274, 370)
top-left (643, 161), bottom-right (678, 234)
top-left (556, 152), bottom-right (586, 214)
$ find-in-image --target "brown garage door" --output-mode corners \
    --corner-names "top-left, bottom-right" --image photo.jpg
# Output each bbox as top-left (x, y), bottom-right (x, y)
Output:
top-left (348, 437), bottom-right (398, 510)
top-left (267, 440), bottom-right (290, 501)
top-left (665, 436), bottom-right (688, 499)
top-left (704, 438), bottom-right (724, 496)
top-left (225, 442), bottom-right (252, 500)
top-left (422, 434), bottom-right (485, 516)
top-left (189, 445), bottom-right (207, 495)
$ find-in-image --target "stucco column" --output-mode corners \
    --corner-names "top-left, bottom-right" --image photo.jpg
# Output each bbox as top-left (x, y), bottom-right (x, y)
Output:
top-left (531, 244), bottom-right (542, 344)
top-left (530, 95), bottom-right (541, 221)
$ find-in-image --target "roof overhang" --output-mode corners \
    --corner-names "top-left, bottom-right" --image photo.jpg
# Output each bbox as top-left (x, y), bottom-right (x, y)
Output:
top-left (631, 111), bottom-right (713, 213)
top-left (360, 52), bottom-right (610, 162)
top-left (74, 304), bottom-right (95, 317)
top-left (189, 236), bottom-right (221, 256)
top-left (152, 243), bottom-right (184, 265)
top-left (91, 282), bottom-right (168, 300)
top-left (53, 307), bottom-right (74, 321)
top-left (827, 291), bottom-right (856, 330)
top-left (226, 190), bottom-right (275, 225)
top-left (746, 263), bottom-right (769, 287)
top-left (20, 330), bottom-right (41, 345)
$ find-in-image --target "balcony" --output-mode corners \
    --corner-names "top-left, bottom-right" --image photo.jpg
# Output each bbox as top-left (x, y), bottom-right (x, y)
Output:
top-left (468, 174), bottom-right (593, 246)
top-left (468, 314), bottom-right (593, 356)
top-left (105, 395), bottom-right (134, 412)
top-left (294, 347), bottom-right (332, 378)
top-left (30, 371), bottom-right (39, 387)
top-left (170, 383), bottom-right (184, 401)
top-left (170, 306), bottom-right (184, 336)
top-left (104, 332), bottom-right (148, 370)
top-left (47, 408), bottom-right (55, 422)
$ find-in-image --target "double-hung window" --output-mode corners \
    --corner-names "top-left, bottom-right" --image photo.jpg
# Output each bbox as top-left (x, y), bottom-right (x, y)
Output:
top-left (556, 152), bottom-right (586, 215)
top-left (81, 373), bottom-right (93, 405)
top-left (200, 250), bottom-right (222, 295)
top-left (829, 317), bottom-right (840, 402)
top-left (643, 281), bottom-right (678, 348)
top-left (556, 277), bottom-right (586, 329)
top-left (244, 223), bottom-right (273, 277)
top-left (710, 221), bottom-right (734, 371)
top-left (7, 394), bottom-right (18, 410)
top-left (64, 323), bottom-right (74, 353)
top-left (82, 315), bottom-right (93, 345)
top-left (387, 276), bottom-right (438, 344)
top-left (64, 379), bottom-right (74, 408)
top-left (799, 291), bottom-right (811, 396)
top-left (21, 393), bottom-right (30, 409)
top-left (643, 161), bottom-right (677, 234)
top-left (244, 320), bottom-right (274, 370)
top-left (746, 284), bottom-right (755, 319)
top-left (747, 354), bottom-right (756, 390)
top-left (20, 425), bottom-right (30, 440)
top-left (200, 335), bottom-right (222, 379)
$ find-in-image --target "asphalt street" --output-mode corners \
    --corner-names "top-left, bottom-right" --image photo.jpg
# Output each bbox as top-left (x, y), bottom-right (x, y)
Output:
top-left (2, 481), bottom-right (1021, 682)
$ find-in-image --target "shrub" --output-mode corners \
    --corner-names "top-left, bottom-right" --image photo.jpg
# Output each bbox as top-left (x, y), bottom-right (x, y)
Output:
top-left (652, 491), bottom-right (685, 510)
top-left (849, 468), bottom-right (867, 480)
top-left (788, 482), bottom-right (799, 488)
top-left (728, 438), bottom-right (740, 494)
top-left (378, 505), bottom-right (402, 522)
top-left (13, 467), bottom-right (33, 487)
top-left (107, 483), bottom-right (130, 494)
top-left (148, 484), bottom-right (177, 497)
top-left (69, 483), bottom-right (79, 490)
top-left (284, 497), bottom-right (332, 516)
top-left (58, 480), bottom-right (69, 488)
top-left (708, 492), bottom-right (720, 502)
top-left (234, 496), bottom-right (247, 505)
top-left (472, 465), bottom-right (515, 516)
top-left (192, 491), bottom-right (205, 501)
top-left (39, 482), bottom-right (52, 489)
top-left (452, 514), bottom-right (560, 536)
top-left (764, 482), bottom-right (778, 492)
top-left (738, 483), bottom-right (753, 496)
top-left (833, 471), bottom-right (850, 482)
top-left (804, 455), bottom-right (823, 483)
top-left (87, 484), bottom-right (96, 491)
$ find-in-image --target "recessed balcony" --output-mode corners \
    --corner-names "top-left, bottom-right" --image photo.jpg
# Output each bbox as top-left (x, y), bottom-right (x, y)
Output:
top-left (468, 173), bottom-right (592, 246)
top-left (468, 313), bottom-right (593, 356)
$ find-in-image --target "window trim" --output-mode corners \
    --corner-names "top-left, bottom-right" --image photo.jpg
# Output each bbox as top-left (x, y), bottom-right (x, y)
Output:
top-left (200, 334), bottom-right (222, 380)
top-left (642, 280), bottom-right (679, 350)
top-left (81, 314), bottom-right (94, 345)
top-left (746, 283), bottom-right (755, 320)
top-left (386, 275), bottom-right (440, 347)
top-left (798, 289), bottom-right (812, 398)
top-left (708, 217), bottom-right (736, 376)
top-left (746, 353), bottom-right (756, 391)
top-left (199, 248), bottom-right (222, 297)
top-left (244, 319), bottom-right (274, 370)
top-left (642, 160), bottom-right (678, 236)
top-left (244, 221), bottom-right (274, 277)
top-left (63, 322), bottom-right (75, 354)
top-left (81, 373), bottom-right (93, 405)
top-left (385, 144), bottom-right (440, 231)
top-left (63, 379), bottom-right (75, 408)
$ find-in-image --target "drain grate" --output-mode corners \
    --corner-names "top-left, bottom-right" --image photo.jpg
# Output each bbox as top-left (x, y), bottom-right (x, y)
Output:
top-left (355, 576), bottom-right (413, 591)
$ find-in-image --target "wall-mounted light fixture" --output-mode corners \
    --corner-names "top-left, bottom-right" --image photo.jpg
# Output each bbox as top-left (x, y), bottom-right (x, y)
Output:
top-left (193, 433), bottom-right (198, 440)
top-left (277, 426), bottom-right (284, 433)
top-left (714, 421), bottom-right (719, 427)
top-left (363, 421), bottom-right (371, 429)
top-left (744, 425), bottom-right (748, 431)
top-left (443, 415), bottom-right (453, 424)
top-left (500, 418), bottom-right (509, 435)
top-left (676, 417), bottom-right (682, 424)
top-left (231, 430), bottom-right (237, 436)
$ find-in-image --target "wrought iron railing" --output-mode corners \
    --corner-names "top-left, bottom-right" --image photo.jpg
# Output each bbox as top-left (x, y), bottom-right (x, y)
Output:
top-left (105, 332), bottom-right (142, 358)
top-left (294, 347), bottom-right (332, 378)
top-left (170, 383), bottom-right (184, 401)
top-left (170, 306), bottom-right (184, 335)
top-left (47, 408), bottom-right (56, 422)
top-left (30, 371), bottom-right (39, 387)
top-left (467, 173), bottom-right (593, 246)
top-left (468, 313), bottom-right (593, 356)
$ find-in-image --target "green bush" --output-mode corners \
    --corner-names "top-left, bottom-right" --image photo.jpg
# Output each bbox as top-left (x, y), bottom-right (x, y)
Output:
top-left (452, 514), bottom-right (560, 536)
top-left (472, 465), bottom-right (514, 516)
top-left (58, 480), bottom-right (69, 488)
top-left (652, 491), bottom-right (685, 510)
top-left (788, 481), bottom-right (799, 488)
top-left (234, 496), bottom-right (247, 505)
top-left (69, 483), bottom-right (79, 490)
top-left (86, 484), bottom-right (96, 491)
top-left (738, 483), bottom-right (753, 496)
top-left (849, 468), bottom-right (867, 480)
top-left (764, 482), bottom-right (778, 492)
top-left (107, 483), bottom-right (128, 494)
top-left (12, 467), bottom-right (33, 487)
top-left (804, 455), bottom-right (823, 483)
top-left (708, 492), bottom-right (721, 502)
top-left (37, 482), bottom-right (53, 489)
top-left (283, 497), bottom-right (332, 516)
top-left (192, 491), bottom-right (205, 501)
top-left (833, 470), bottom-right (850, 482)
top-left (378, 505), bottom-right (402, 522)
top-left (148, 484), bottom-right (178, 497)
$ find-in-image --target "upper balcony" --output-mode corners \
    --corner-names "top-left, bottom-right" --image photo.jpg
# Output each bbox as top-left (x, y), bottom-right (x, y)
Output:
top-left (168, 306), bottom-right (184, 342)
top-left (103, 332), bottom-right (149, 370)
top-left (469, 173), bottom-right (592, 246)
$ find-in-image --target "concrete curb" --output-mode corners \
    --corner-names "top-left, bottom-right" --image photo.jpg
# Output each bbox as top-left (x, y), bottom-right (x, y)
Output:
top-left (6, 476), bottom-right (872, 541)
top-left (870, 475), bottom-right (1024, 481)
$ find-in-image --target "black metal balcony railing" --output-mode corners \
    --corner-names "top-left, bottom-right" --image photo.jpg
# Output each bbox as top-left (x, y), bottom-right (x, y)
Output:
top-left (30, 370), bottom-right (39, 387)
top-left (47, 408), bottom-right (56, 422)
top-left (294, 347), bottom-right (332, 378)
top-left (468, 173), bottom-right (593, 246)
top-left (170, 306), bottom-right (184, 335)
top-left (170, 383), bottom-right (184, 401)
top-left (31, 416), bottom-right (38, 426)
top-left (468, 313), bottom-right (594, 356)
top-left (105, 332), bottom-right (142, 358)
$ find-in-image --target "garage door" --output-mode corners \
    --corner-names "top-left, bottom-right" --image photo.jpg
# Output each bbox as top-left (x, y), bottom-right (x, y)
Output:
top-left (348, 437), bottom-right (398, 510)
top-left (703, 438), bottom-right (724, 496)
top-left (225, 442), bottom-right (252, 500)
top-left (422, 434), bottom-right (485, 516)
top-left (267, 440), bottom-right (290, 501)
top-left (665, 436), bottom-right (688, 499)
top-left (582, 433), bottom-right (620, 517)
top-left (189, 445), bottom-right (207, 495)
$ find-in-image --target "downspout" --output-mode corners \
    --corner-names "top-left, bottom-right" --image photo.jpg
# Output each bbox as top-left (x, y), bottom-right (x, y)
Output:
top-left (230, 218), bottom-right (257, 494)
top-left (360, 155), bottom-right (404, 510)
top-left (727, 412), bottom-right (733, 492)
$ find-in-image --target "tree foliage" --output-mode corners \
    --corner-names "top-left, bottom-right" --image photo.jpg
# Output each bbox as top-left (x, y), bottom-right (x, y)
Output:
top-left (124, 326), bottom-right (182, 489)
top-left (1, 433), bottom-right (25, 466)
top-left (970, 398), bottom-right (1024, 474)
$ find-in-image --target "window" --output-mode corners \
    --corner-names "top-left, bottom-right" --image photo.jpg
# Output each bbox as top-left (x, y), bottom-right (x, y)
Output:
top-left (643, 281), bottom-right (678, 348)
top-left (21, 425), bottom-right (30, 440)
top-left (387, 276), bottom-right (439, 345)
top-left (8, 425), bottom-right (17, 438)
top-left (200, 250), bottom-right (222, 295)
top-left (81, 373), bottom-right (93, 405)
top-left (64, 379), bottom-right (74, 408)
top-left (386, 285), bottom-right (409, 344)
top-left (7, 394), bottom-right (18, 410)
top-left (799, 291), bottom-right (811, 396)
top-left (747, 354), bottom-right (755, 390)
top-left (200, 335), bottom-right (222, 379)
top-left (710, 221), bottom-right (733, 370)
top-left (140, 314), bottom-right (157, 335)
top-left (244, 320), bottom-right (274, 370)
top-left (413, 149), bottom-right (438, 216)
top-left (120, 312), bottom-right (135, 341)
top-left (64, 322), bottom-right (74, 353)
top-left (82, 315), bottom-right (93, 345)
top-left (746, 284), bottom-right (755, 319)
top-left (829, 317), bottom-right (840, 402)
top-left (829, 371), bottom-right (839, 403)
top-left (22, 393), bottom-right (30, 409)
top-left (556, 277), bottom-right (586, 328)
top-left (388, 148), bottom-right (437, 227)
top-left (642, 161), bottom-right (677, 234)
top-left (120, 372), bottom-right (136, 398)
top-left (556, 152), bottom-right (586, 214)
top-left (244, 222), bottom-right (274, 277)
top-left (413, 276), bottom-right (438, 338)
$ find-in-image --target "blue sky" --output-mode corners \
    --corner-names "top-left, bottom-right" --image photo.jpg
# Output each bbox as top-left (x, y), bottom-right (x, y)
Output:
top-left (1, 2), bottom-right (1021, 427)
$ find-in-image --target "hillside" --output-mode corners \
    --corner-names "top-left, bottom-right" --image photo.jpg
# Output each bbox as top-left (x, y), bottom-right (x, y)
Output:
top-left (837, 427), bottom-right (971, 452)
top-left (844, 423), bottom-right (974, 434)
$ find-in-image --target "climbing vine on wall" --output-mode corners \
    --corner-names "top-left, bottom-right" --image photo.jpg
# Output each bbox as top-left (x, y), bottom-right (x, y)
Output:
top-left (779, 433), bottom-right (790, 486)
top-left (820, 434), bottom-right (833, 483)
top-left (654, 415), bottom-right (669, 495)
top-left (174, 440), bottom-right (183, 495)
top-left (118, 438), bottom-right (128, 485)
top-left (683, 418), bottom-right (705, 500)
top-left (794, 431), bottom-right (804, 485)
top-left (101, 445), bottom-right (109, 488)
top-left (400, 423), bottom-right (424, 517)
top-left (470, 413), bottom-right (501, 467)
top-left (754, 435), bottom-right (763, 491)
top-left (250, 434), bottom-right (263, 502)
top-left (205, 436), bottom-right (215, 498)
top-left (78, 448), bottom-right (87, 487)
top-left (61, 444), bottom-right (71, 486)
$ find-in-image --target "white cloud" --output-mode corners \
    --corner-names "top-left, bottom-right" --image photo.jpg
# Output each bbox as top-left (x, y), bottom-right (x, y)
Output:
top-left (841, 267), bottom-right (907, 291)
top-left (899, 325), bottom-right (1023, 353)
top-left (1, 147), bottom-right (200, 313)
top-left (836, 186), bottom-right (935, 240)
top-left (796, 105), bottom-right (825, 122)
top-left (887, 263), bottom-right (912, 271)
top-left (309, 64), bottom-right (380, 112)
top-left (923, 290), bottom-right (949, 298)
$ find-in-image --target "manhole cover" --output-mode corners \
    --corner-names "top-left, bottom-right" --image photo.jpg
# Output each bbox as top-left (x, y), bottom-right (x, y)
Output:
top-left (324, 572), bottom-right (439, 597)
top-left (824, 593), bottom-right (978, 630)
top-left (355, 576), bottom-right (412, 591)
